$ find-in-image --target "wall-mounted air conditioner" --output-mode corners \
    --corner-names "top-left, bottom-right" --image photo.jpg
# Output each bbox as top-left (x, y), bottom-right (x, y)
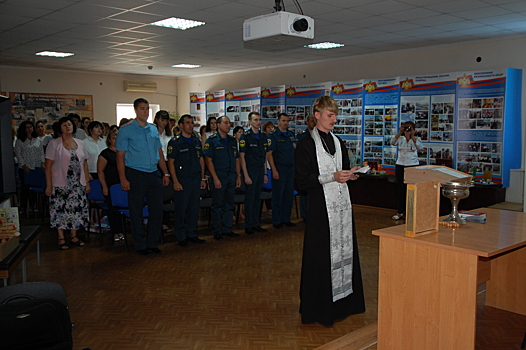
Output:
top-left (123, 81), bottom-right (157, 93)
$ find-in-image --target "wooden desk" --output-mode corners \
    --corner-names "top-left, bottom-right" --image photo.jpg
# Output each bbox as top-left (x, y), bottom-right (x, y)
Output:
top-left (372, 208), bottom-right (526, 349)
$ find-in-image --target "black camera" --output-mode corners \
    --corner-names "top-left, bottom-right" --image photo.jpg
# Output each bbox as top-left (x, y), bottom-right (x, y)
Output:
top-left (404, 126), bottom-right (413, 132)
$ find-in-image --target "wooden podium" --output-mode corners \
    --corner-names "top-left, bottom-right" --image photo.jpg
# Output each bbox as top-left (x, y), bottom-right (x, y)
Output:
top-left (372, 208), bottom-right (526, 349)
top-left (404, 166), bottom-right (472, 237)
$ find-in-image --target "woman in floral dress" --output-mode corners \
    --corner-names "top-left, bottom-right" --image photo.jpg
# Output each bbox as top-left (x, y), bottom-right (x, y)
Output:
top-left (45, 116), bottom-right (91, 250)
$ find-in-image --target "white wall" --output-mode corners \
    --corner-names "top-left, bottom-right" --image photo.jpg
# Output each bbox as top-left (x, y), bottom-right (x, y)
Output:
top-left (0, 67), bottom-right (178, 125)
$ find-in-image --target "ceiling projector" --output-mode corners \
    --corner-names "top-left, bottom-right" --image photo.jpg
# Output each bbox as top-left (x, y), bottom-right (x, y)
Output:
top-left (243, 11), bottom-right (314, 51)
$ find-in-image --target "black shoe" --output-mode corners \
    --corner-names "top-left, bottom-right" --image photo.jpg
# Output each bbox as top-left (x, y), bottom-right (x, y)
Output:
top-left (283, 222), bottom-right (297, 227)
top-left (188, 237), bottom-right (206, 244)
top-left (253, 225), bottom-right (268, 233)
top-left (245, 227), bottom-right (255, 235)
top-left (137, 248), bottom-right (151, 256)
top-left (273, 224), bottom-right (283, 229)
top-left (225, 231), bottom-right (240, 238)
top-left (149, 247), bottom-right (163, 255)
top-left (213, 234), bottom-right (224, 241)
top-left (178, 239), bottom-right (190, 247)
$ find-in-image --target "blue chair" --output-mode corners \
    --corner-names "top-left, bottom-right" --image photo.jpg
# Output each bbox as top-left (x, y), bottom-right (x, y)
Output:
top-left (23, 167), bottom-right (47, 219)
top-left (87, 179), bottom-right (109, 241)
top-left (109, 184), bottom-right (149, 252)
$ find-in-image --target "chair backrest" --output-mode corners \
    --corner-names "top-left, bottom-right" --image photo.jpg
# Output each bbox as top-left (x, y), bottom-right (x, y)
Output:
top-left (23, 167), bottom-right (44, 188)
top-left (87, 179), bottom-right (105, 201)
top-left (262, 169), bottom-right (272, 190)
top-left (109, 184), bottom-right (128, 208)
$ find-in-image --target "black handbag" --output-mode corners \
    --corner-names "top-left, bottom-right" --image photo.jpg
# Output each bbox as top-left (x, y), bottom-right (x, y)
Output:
top-left (0, 283), bottom-right (73, 350)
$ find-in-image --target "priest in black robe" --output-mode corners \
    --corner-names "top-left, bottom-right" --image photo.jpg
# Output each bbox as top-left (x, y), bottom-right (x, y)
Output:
top-left (295, 96), bottom-right (365, 326)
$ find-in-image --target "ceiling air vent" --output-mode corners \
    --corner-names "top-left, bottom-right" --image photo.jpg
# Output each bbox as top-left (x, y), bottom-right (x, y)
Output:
top-left (123, 81), bottom-right (157, 93)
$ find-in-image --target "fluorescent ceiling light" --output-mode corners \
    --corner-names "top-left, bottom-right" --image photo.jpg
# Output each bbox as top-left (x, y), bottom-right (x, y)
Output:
top-left (305, 42), bottom-right (345, 50)
top-left (36, 51), bottom-right (74, 57)
top-left (171, 64), bottom-right (201, 68)
top-left (151, 17), bottom-right (205, 30)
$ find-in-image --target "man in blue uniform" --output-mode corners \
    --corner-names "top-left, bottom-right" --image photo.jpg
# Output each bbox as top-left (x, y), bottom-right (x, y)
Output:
top-left (116, 98), bottom-right (170, 256)
top-left (267, 113), bottom-right (297, 229)
top-left (167, 114), bottom-right (207, 247)
top-left (203, 116), bottom-right (242, 240)
top-left (239, 112), bottom-right (268, 235)
top-left (296, 115), bottom-right (317, 221)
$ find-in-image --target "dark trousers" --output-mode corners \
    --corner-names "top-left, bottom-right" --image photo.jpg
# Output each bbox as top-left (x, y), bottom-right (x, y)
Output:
top-left (271, 164), bottom-right (294, 225)
top-left (244, 166), bottom-right (264, 228)
top-left (211, 172), bottom-right (235, 235)
top-left (126, 167), bottom-right (163, 251)
top-left (395, 164), bottom-right (417, 214)
top-left (173, 176), bottom-right (201, 241)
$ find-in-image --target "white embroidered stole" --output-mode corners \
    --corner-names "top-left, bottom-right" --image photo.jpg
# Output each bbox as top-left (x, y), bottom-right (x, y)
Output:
top-left (312, 127), bottom-right (354, 302)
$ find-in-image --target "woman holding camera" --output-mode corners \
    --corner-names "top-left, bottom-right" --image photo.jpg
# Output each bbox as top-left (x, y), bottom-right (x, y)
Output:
top-left (390, 121), bottom-right (423, 220)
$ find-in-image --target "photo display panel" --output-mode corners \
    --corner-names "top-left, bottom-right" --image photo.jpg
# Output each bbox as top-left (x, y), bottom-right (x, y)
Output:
top-left (455, 68), bottom-right (522, 186)
top-left (10, 92), bottom-right (93, 132)
top-left (399, 74), bottom-right (456, 166)
top-left (363, 77), bottom-right (400, 172)
top-left (225, 88), bottom-right (261, 129)
top-left (285, 83), bottom-right (330, 135)
top-left (189, 92), bottom-right (206, 128)
top-left (261, 85), bottom-right (285, 127)
top-left (205, 90), bottom-right (225, 121)
top-left (330, 81), bottom-right (364, 164)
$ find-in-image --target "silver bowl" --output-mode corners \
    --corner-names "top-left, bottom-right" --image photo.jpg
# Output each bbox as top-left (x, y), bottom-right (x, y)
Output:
top-left (441, 182), bottom-right (473, 224)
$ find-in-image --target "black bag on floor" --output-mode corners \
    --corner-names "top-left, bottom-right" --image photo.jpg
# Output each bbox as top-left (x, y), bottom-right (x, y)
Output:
top-left (0, 282), bottom-right (73, 350)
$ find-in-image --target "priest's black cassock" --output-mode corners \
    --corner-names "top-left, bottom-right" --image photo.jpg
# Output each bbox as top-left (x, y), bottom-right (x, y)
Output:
top-left (294, 130), bottom-right (365, 326)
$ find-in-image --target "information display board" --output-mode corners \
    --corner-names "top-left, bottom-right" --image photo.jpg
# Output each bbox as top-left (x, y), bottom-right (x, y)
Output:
top-left (205, 90), bottom-right (225, 121)
top-left (225, 88), bottom-right (260, 128)
top-left (261, 85), bottom-right (285, 127)
top-left (455, 68), bottom-right (522, 186)
top-left (330, 80), bottom-right (363, 163)
top-left (285, 82), bottom-right (330, 134)
top-left (10, 92), bottom-right (93, 132)
top-left (363, 78), bottom-right (400, 172)
top-left (399, 74), bottom-right (456, 167)
top-left (189, 92), bottom-right (206, 128)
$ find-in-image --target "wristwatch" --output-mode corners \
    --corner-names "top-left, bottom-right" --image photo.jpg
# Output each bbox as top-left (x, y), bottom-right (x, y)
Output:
top-left (164, 174), bottom-right (170, 177)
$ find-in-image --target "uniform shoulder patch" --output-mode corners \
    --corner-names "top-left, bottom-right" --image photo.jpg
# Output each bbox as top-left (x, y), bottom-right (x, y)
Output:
top-left (239, 139), bottom-right (246, 147)
top-left (167, 145), bottom-right (173, 155)
top-left (204, 143), bottom-right (210, 150)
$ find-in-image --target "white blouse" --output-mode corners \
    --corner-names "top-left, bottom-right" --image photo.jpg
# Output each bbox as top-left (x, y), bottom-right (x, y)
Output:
top-left (85, 136), bottom-right (107, 173)
top-left (159, 130), bottom-right (171, 161)
top-left (14, 137), bottom-right (45, 169)
top-left (391, 136), bottom-right (423, 166)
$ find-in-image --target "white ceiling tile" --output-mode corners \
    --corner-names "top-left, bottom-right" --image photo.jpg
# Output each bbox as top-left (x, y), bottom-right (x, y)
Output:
top-left (0, 3), bottom-right (53, 18)
top-left (474, 13), bottom-right (526, 25)
top-left (455, 6), bottom-right (513, 20)
top-left (431, 21), bottom-right (486, 31)
top-left (382, 7), bottom-right (442, 21)
top-left (425, 0), bottom-right (492, 13)
top-left (397, 0), bottom-right (455, 6)
top-left (371, 21), bottom-right (423, 32)
top-left (2, 0), bottom-right (526, 78)
top-left (493, 20), bottom-right (526, 30)
top-left (351, 0), bottom-right (416, 16)
top-left (408, 14), bottom-right (462, 26)
top-left (500, 1), bottom-right (526, 12)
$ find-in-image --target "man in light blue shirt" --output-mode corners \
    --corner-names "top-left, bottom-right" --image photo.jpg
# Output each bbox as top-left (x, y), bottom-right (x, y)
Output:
top-left (117, 98), bottom-right (170, 256)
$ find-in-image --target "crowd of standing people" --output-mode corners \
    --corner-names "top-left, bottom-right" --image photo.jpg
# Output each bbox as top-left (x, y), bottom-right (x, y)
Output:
top-left (13, 96), bottom-right (368, 326)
